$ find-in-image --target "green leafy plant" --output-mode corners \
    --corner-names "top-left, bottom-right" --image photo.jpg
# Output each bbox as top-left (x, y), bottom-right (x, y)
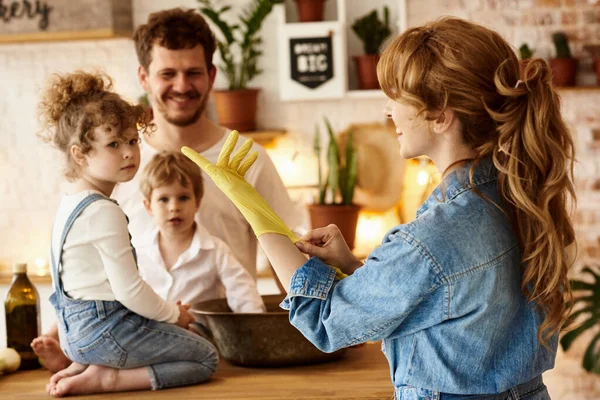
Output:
top-left (351, 6), bottom-right (392, 55)
top-left (560, 265), bottom-right (600, 374)
top-left (313, 118), bottom-right (357, 205)
top-left (519, 43), bottom-right (534, 60)
top-left (138, 93), bottom-right (150, 106)
top-left (198, 0), bottom-right (283, 90)
top-left (552, 32), bottom-right (572, 59)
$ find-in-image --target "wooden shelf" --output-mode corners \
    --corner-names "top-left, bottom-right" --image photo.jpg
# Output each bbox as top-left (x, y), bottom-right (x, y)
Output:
top-left (343, 87), bottom-right (600, 99)
top-left (239, 129), bottom-right (287, 147)
top-left (0, 271), bottom-right (51, 285)
top-left (346, 89), bottom-right (386, 99)
top-left (556, 86), bottom-right (600, 92)
top-left (0, 29), bottom-right (132, 44)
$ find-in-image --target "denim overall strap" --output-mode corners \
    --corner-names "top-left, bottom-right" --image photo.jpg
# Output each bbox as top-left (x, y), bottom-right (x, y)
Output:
top-left (50, 193), bottom-right (110, 297)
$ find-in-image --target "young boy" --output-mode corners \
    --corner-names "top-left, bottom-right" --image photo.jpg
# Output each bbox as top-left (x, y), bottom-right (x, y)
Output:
top-left (137, 151), bottom-right (265, 331)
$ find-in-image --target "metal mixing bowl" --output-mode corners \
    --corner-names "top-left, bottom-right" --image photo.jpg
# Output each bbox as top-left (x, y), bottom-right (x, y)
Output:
top-left (192, 294), bottom-right (347, 367)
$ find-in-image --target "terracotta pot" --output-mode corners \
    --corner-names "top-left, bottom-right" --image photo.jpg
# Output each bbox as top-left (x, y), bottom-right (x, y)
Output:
top-left (213, 89), bottom-right (259, 132)
top-left (549, 58), bottom-right (578, 87)
top-left (294, 0), bottom-right (326, 23)
top-left (307, 204), bottom-right (361, 250)
top-left (594, 56), bottom-right (600, 85)
top-left (353, 54), bottom-right (380, 90)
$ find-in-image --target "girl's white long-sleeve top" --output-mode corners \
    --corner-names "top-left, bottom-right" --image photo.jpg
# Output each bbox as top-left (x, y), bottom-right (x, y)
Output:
top-left (51, 190), bottom-right (180, 324)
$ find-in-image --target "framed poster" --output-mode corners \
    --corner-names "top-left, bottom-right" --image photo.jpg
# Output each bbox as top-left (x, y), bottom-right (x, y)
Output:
top-left (290, 36), bottom-right (334, 89)
top-left (278, 21), bottom-right (346, 101)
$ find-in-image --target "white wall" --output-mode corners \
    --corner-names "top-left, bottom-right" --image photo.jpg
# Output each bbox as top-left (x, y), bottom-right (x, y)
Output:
top-left (0, 0), bottom-right (390, 269)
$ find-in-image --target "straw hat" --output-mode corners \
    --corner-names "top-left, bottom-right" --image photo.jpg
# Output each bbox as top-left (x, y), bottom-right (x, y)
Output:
top-left (337, 122), bottom-right (405, 212)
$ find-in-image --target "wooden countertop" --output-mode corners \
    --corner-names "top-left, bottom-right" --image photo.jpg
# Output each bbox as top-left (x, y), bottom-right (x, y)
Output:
top-left (0, 343), bottom-right (392, 399)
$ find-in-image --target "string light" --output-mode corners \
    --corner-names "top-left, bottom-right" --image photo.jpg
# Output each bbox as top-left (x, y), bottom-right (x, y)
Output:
top-left (354, 209), bottom-right (400, 258)
top-left (417, 170), bottom-right (430, 186)
top-left (398, 157), bottom-right (441, 223)
top-left (34, 257), bottom-right (48, 276)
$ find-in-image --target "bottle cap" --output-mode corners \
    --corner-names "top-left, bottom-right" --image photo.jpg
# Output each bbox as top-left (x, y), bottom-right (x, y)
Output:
top-left (12, 263), bottom-right (27, 274)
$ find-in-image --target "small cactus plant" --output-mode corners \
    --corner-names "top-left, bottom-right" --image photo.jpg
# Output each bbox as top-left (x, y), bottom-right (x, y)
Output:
top-left (351, 6), bottom-right (392, 55)
top-left (313, 118), bottom-right (357, 205)
top-left (519, 43), bottom-right (534, 60)
top-left (552, 32), bottom-right (572, 59)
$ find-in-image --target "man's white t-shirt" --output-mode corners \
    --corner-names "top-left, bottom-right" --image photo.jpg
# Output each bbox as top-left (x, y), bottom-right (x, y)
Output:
top-left (51, 190), bottom-right (179, 324)
top-left (112, 129), bottom-right (305, 278)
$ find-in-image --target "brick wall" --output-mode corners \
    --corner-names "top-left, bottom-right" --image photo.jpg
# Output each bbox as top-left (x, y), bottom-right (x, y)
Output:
top-left (409, 1), bottom-right (600, 397)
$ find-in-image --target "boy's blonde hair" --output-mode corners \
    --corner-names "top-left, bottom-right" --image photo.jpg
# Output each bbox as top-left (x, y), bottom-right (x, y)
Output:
top-left (140, 151), bottom-right (204, 201)
top-left (37, 71), bottom-right (151, 181)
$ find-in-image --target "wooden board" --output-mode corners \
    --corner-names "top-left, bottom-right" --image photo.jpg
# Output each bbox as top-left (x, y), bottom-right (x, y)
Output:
top-left (0, 0), bottom-right (132, 44)
top-left (0, 29), bottom-right (132, 44)
top-left (0, 343), bottom-right (393, 399)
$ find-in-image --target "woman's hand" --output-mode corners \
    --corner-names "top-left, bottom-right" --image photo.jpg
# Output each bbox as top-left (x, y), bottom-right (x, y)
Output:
top-left (295, 224), bottom-right (364, 275)
top-left (175, 301), bottom-right (194, 329)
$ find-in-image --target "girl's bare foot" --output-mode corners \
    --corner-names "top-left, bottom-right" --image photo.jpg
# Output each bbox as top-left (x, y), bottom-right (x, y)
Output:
top-left (31, 336), bottom-right (71, 373)
top-left (48, 365), bottom-right (119, 397)
top-left (46, 362), bottom-right (88, 395)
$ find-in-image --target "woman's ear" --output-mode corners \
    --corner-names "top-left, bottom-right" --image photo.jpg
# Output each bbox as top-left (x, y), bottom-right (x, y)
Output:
top-left (432, 109), bottom-right (455, 134)
top-left (70, 145), bottom-right (87, 167)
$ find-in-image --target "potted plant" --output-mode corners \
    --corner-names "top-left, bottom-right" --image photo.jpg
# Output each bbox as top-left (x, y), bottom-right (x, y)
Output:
top-left (592, 49), bottom-right (600, 86)
top-left (294, 0), bottom-right (327, 23)
top-left (583, 45), bottom-right (600, 86)
top-left (308, 117), bottom-right (360, 250)
top-left (351, 6), bottom-right (392, 90)
top-left (560, 265), bottom-right (600, 373)
top-left (518, 43), bottom-right (535, 80)
top-left (550, 32), bottom-right (578, 87)
top-left (519, 43), bottom-right (534, 61)
top-left (199, 0), bottom-right (283, 132)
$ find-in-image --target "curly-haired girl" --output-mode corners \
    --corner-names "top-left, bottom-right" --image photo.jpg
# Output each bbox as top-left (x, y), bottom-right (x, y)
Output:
top-left (35, 71), bottom-right (218, 397)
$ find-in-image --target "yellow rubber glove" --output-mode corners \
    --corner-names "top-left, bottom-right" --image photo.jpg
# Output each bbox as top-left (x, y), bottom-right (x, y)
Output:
top-left (182, 130), bottom-right (347, 280)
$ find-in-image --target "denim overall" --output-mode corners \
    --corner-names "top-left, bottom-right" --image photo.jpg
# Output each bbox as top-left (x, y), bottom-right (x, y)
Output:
top-left (49, 193), bottom-right (218, 390)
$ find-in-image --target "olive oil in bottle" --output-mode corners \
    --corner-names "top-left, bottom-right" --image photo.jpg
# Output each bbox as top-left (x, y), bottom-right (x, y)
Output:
top-left (4, 263), bottom-right (41, 370)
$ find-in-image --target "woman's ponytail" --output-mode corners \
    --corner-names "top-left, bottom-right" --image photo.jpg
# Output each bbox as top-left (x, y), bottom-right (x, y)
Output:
top-left (487, 58), bottom-right (576, 343)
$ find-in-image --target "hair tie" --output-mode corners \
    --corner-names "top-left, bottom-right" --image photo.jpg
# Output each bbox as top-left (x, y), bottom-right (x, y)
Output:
top-left (514, 79), bottom-right (524, 89)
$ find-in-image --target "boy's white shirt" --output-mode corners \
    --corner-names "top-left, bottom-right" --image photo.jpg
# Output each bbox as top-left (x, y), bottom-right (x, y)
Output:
top-left (112, 128), bottom-right (306, 278)
top-left (135, 223), bottom-right (266, 321)
top-left (51, 190), bottom-right (180, 324)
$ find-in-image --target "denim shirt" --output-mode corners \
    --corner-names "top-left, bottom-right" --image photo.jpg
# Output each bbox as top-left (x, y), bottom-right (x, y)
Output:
top-left (281, 158), bottom-right (556, 397)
